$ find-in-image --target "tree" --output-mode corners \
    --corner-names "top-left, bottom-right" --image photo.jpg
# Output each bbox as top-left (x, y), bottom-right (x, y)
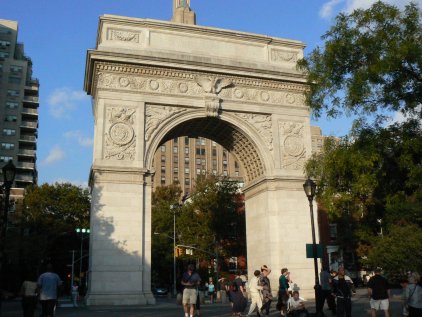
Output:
top-left (298, 1), bottom-right (422, 122)
top-left (4, 183), bottom-right (90, 291)
top-left (305, 119), bottom-right (422, 273)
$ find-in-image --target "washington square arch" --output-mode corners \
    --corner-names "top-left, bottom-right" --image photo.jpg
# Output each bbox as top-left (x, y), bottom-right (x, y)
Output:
top-left (83, 0), bottom-right (319, 306)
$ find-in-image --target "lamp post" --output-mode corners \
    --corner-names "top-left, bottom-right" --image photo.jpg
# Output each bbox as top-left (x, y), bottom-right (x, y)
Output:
top-left (303, 177), bottom-right (320, 314)
top-left (0, 161), bottom-right (16, 270)
top-left (170, 204), bottom-right (178, 297)
top-left (75, 228), bottom-right (90, 283)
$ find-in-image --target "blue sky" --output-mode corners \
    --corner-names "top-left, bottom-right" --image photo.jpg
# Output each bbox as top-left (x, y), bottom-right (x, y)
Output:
top-left (2, 0), bottom-right (418, 186)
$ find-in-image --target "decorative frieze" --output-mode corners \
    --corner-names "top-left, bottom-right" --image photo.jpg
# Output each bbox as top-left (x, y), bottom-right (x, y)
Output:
top-left (234, 113), bottom-right (273, 151)
top-left (93, 63), bottom-right (307, 106)
top-left (271, 49), bottom-right (298, 63)
top-left (108, 28), bottom-right (140, 43)
top-left (145, 105), bottom-right (187, 141)
top-left (104, 107), bottom-right (137, 161)
top-left (279, 121), bottom-right (306, 170)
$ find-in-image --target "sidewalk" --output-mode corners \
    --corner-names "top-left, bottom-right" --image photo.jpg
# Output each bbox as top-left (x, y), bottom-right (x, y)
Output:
top-left (1, 288), bottom-right (406, 317)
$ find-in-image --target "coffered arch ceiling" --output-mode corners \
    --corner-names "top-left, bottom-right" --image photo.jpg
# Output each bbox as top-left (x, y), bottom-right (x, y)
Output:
top-left (158, 117), bottom-right (265, 183)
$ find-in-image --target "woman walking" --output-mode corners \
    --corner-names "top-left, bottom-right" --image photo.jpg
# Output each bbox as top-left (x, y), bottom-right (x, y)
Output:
top-left (259, 265), bottom-right (272, 317)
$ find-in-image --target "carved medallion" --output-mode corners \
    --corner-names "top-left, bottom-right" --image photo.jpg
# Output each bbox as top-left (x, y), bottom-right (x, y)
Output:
top-left (279, 122), bottom-right (306, 170)
top-left (104, 107), bottom-right (136, 161)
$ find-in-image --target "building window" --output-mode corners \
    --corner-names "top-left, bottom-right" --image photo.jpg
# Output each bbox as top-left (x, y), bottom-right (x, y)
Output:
top-left (10, 65), bottom-right (22, 73)
top-left (161, 155), bottom-right (165, 162)
top-left (212, 149), bottom-right (217, 156)
top-left (212, 141), bottom-right (217, 146)
top-left (185, 147), bottom-right (189, 154)
top-left (196, 158), bottom-right (201, 165)
top-left (173, 156), bottom-right (178, 163)
top-left (173, 167), bottom-right (178, 174)
top-left (201, 159), bottom-right (206, 166)
top-left (184, 157), bottom-right (189, 164)
top-left (223, 150), bottom-right (227, 158)
top-left (0, 156), bottom-right (13, 162)
top-left (6, 101), bottom-right (18, 109)
top-left (201, 169), bottom-right (206, 175)
top-left (329, 224), bottom-right (337, 240)
top-left (5, 115), bottom-right (17, 122)
top-left (0, 52), bottom-right (9, 58)
top-left (235, 161), bottom-right (239, 168)
top-left (7, 89), bottom-right (19, 97)
top-left (174, 177), bottom-right (178, 182)
top-left (196, 148), bottom-right (205, 155)
top-left (173, 137), bottom-right (178, 143)
top-left (212, 169), bottom-right (217, 175)
top-left (185, 168), bottom-right (190, 174)
top-left (0, 40), bottom-right (11, 48)
top-left (3, 129), bottom-right (16, 136)
top-left (212, 159), bottom-right (217, 166)
top-left (161, 177), bottom-right (166, 185)
top-left (185, 178), bottom-right (190, 185)
top-left (0, 64), bottom-right (3, 71)
top-left (223, 170), bottom-right (228, 176)
top-left (223, 160), bottom-right (227, 166)
top-left (8, 76), bottom-right (21, 84)
top-left (161, 166), bottom-right (165, 173)
top-left (1, 143), bottom-right (14, 150)
top-left (196, 168), bottom-right (201, 175)
top-left (235, 171), bottom-right (239, 177)
top-left (173, 146), bottom-right (178, 153)
top-left (161, 145), bottom-right (166, 152)
top-left (184, 136), bottom-right (189, 145)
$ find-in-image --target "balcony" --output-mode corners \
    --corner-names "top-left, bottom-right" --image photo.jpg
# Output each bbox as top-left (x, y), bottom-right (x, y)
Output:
top-left (15, 162), bottom-right (35, 170)
top-left (19, 135), bottom-right (37, 143)
top-left (20, 121), bottom-right (38, 130)
top-left (21, 108), bottom-right (38, 116)
top-left (24, 79), bottom-right (39, 92)
top-left (23, 96), bottom-right (39, 104)
top-left (18, 149), bottom-right (36, 157)
top-left (15, 174), bottom-right (35, 183)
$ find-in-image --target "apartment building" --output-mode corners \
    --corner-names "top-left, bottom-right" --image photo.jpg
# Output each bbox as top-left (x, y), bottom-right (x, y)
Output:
top-left (0, 20), bottom-right (38, 188)
top-left (153, 136), bottom-right (244, 195)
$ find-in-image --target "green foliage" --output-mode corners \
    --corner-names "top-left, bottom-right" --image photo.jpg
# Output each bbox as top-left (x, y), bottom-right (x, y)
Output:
top-left (364, 224), bottom-right (422, 274)
top-left (306, 120), bottom-right (422, 267)
top-left (298, 1), bottom-right (422, 122)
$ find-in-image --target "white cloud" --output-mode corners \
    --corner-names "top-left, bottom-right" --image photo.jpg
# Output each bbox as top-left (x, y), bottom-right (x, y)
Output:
top-left (47, 88), bottom-right (89, 119)
top-left (320, 0), bottom-right (344, 18)
top-left (320, 0), bottom-right (420, 19)
top-left (389, 105), bottom-right (421, 125)
top-left (64, 130), bottom-right (93, 147)
top-left (42, 146), bottom-right (65, 165)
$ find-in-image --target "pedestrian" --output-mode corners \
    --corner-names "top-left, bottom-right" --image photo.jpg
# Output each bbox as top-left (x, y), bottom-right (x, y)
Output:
top-left (276, 268), bottom-right (290, 316)
top-left (318, 266), bottom-right (336, 315)
top-left (208, 279), bottom-right (215, 304)
top-left (399, 277), bottom-right (409, 317)
top-left (230, 273), bottom-right (247, 316)
top-left (259, 265), bottom-right (272, 317)
top-left (405, 272), bottom-right (422, 317)
top-left (37, 263), bottom-right (63, 317)
top-left (247, 270), bottom-right (263, 316)
top-left (71, 282), bottom-right (79, 307)
top-left (181, 264), bottom-right (201, 317)
top-left (332, 266), bottom-right (355, 317)
top-left (19, 272), bottom-right (38, 317)
top-left (367, 267), bottom-right (390, 317)
top-left (286, 290), bottom-right (308, 317)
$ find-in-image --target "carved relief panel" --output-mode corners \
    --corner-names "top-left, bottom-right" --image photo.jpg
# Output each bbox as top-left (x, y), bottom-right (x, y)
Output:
top-left (104, 107), bottom-right (137, 161)
top-left (234, 113), bottom-right (273, 152)
top-left (279, 121), bottom-right (306, 170)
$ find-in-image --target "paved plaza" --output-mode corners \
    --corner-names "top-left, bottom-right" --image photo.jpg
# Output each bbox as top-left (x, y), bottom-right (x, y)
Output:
top-left (1, 288), bottom-right (405, 317)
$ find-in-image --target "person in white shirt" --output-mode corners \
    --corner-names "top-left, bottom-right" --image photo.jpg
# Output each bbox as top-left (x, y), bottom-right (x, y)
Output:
top-left (247, 270), bottom-right (263, 316)
top-left (287, 291), bottom-right (308, 317)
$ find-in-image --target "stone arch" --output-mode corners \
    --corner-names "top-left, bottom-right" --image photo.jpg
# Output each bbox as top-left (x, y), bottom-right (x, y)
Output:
top-left (145, 109), bottom-right (274, 184)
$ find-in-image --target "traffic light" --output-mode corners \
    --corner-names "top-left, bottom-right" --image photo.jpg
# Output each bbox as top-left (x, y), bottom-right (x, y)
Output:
top-left (175, 247), bottom-right (184, 257)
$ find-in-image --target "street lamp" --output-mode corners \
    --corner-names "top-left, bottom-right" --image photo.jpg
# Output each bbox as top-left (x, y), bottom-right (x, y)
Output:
top-left (75, 227), bottom-right (90, 283)
top-left (0, 161), bottom-right (16, 264)
top-left (303, 177), bottom-right (320, 315)
top-left (170, 204), bottom-right (178, 297)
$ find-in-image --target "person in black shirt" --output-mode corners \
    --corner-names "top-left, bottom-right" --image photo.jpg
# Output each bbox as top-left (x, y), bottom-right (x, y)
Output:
top-left (332, 267), bottom-right (355, 317)
top-left (367, 268), bottom-right (390, 317)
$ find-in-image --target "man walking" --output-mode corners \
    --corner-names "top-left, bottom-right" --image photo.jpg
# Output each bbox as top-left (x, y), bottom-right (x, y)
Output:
top-left (181, 264), bottom-right (201, 317)
top-left (37, 263), bottom-right (62, 317)
top-left (332, 266), bottom-right (355, 317)
top-left (367, 268), bottom-right (390, 317)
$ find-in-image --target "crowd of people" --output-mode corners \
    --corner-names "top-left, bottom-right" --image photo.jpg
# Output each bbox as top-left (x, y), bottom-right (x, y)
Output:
top-left (180, 263), bottom-right (422, 317)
